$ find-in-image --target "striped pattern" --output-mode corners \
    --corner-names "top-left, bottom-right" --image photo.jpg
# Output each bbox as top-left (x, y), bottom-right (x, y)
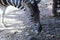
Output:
top-left (0, 0), bottom-right (42, 34)
top-left (0, 0), bottom-right (40, 10)
top-left (0, 0), bottom-right (25, 10)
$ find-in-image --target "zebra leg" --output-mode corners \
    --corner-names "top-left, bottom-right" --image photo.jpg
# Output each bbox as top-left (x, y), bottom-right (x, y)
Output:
top-left (23, 2), bottom-right (42, 34)
top-left (23, 2), bottom-right (42, 40)
top-left (2, 7), bottom-right (7, 28)
top-left (28, 3), bottom-right (42, 34)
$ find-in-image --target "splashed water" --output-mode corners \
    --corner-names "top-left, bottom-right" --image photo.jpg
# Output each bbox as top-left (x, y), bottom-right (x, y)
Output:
top-left (0, 5), bottom-right (40, 40)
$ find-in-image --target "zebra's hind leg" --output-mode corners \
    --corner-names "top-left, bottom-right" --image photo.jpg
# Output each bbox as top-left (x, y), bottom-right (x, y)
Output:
top-left (1, 7), bottom-right (7, 28)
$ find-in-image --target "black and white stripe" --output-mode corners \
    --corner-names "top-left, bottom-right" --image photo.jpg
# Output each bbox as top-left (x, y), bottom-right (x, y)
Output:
top-left (0, 0), bottom-right (26, 10)
top-left (0, 0), bottom-right (41, 11)
top-left (1, 0), bottom-right (42, 34)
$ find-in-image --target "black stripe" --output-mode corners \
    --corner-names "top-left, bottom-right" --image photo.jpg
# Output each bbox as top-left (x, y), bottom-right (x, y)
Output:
top-left (3, 0), bottom-right (8, 5)
top-left (12, 0), bottom-right (16, 7)
top-left (0, 0), bottom-right (3, 5)
top-left (18, 0), bottom-right (21, 8)
top-left (21, 6), bottom-right (24, 9)
top-left (0, 0), bottom-right (6, 6)
top-left (15, 0), bottom-right (19, 7)
top-left (8, 0), bottom-right (13, 5)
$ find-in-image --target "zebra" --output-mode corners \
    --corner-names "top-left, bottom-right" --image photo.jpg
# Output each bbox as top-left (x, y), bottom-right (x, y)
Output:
top-left (0, 0), bottom-right (42, 35)
top-left (0, 0), bottom-right (41, 10)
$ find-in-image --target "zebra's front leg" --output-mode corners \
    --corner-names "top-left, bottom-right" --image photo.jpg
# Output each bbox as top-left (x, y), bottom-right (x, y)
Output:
top-left (29, 3), bottom-right (42, 34)
top-left (2, 7), bottom-right (7, 28)
top-left (23, 2), bottom-right (42, 34)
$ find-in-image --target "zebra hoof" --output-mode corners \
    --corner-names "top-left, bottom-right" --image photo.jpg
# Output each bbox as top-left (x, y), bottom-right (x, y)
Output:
top-left (37, 24), bottom-right (42, 34)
